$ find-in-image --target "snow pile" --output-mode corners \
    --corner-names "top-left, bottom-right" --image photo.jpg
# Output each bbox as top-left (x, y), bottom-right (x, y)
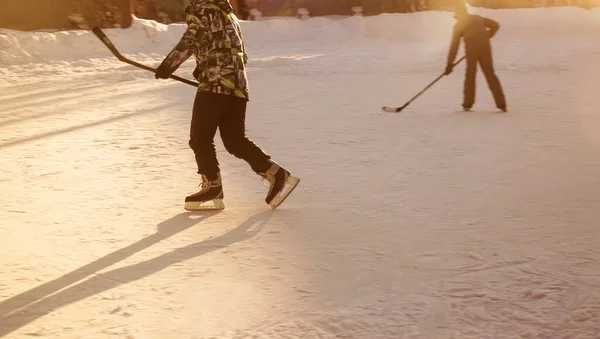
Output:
top-left (0, 19), bottom-right (178, 67)
top-left (1, 7), bottom-right (599, 67)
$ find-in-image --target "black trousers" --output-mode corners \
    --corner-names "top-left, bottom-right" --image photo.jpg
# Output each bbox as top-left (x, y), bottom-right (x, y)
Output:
top-left (189, 91), bottom-right (271, 181)
top-left (463, 40), bottom-right (506, 109)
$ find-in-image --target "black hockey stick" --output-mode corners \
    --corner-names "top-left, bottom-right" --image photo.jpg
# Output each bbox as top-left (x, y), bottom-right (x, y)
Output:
top-left (91, 27), bottom-right (199, 87)
top-left (381, 55), bottom-right (466, 113)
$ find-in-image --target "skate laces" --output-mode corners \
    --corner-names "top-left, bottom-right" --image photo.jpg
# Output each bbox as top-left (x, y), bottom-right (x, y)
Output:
top-left (259, 164), bottom-right (278, 188)
top-left (261, 163), bottom-right (285, 197)
top-left (260, 172), bottom-right (274, 188)
top-left (197, 174), bottom-right (218, 192)
top-left (196, 179), bottom-right (210, 193)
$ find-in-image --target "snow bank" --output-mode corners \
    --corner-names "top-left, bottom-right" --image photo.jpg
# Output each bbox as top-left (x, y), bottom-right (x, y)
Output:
top-left (0, 19), bottom-right (179, 67)
top-left (0, 7), bottom-right (599, 66)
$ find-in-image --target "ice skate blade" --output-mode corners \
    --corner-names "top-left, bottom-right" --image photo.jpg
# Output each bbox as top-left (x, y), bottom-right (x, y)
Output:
top-left (269, 176), bottom-right (300, 209)
top-left (184, 199), bottom-right (225, 211)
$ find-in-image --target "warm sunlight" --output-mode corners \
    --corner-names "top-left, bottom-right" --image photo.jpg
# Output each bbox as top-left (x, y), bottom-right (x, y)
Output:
top-left (2, 0), bottom-right (600, 338)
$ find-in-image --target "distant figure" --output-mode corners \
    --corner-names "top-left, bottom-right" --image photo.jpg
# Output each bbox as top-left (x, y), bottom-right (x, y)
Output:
top-left (153, 0), bottom-right (299, 210)
top-left (445, 7), bottom-right (507, 112)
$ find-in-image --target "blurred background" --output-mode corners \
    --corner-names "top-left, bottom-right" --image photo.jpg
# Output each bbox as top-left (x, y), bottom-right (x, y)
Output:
top-left (1, 0), bottom-right (599, 31)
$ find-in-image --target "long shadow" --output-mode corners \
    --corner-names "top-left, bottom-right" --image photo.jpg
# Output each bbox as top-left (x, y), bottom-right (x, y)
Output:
top-left (0, 85), bottom-right (155, 129)
top-left (0, 83), bottom-right (101, 116)
top-left (0, 83), bottom-right (99, 107)
top-left (0, 211), bottom-right (216, 320)
top-left (0, 101), bottom-right (175, 150)
top-left (0, 210), bottom-right (271, 337)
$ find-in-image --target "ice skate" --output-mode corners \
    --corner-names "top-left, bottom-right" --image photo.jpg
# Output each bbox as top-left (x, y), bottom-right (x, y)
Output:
top-left (184, 173), bottom-right (225, 211)
top-left (259, 161), bottom-right (300, 209)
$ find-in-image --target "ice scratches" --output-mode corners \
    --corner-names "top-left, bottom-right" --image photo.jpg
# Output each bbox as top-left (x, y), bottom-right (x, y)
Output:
top-left (23, 326), bottom-right (51, 336)
top-left (21, 324), bottom-right (76, 337)
top-left (108, 303), bottom-right (137, 317)
top-left (223, 294), bottom-right (459, 339)
top-left (523, 290), bottom-right (546, 300)
top-left (102, 325), bottom-right (135, 338)
top-left (454, 258), bottom-right (534, 275)
top-left (434, 255), bottom-right (600, 338)
top-left (84, 307), bottom-right (138, 338)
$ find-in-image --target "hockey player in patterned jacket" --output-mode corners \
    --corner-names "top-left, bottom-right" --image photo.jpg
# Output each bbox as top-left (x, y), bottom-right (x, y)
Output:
top-left (445, 6), bottom-right (507, 112)
top-left (154, 0), bottom-right (299, 210)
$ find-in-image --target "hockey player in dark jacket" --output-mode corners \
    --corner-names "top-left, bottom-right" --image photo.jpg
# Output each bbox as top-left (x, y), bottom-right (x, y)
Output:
top-left (445, 7), bottom-right (507, 112)
top-left (154, 0), bottom-right (299, 210)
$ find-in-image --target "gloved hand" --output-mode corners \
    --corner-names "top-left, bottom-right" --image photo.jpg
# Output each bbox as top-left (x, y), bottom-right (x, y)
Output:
top-left (155, 63), bottom-right (171, 79)
top-left (444, 64), bottom-right (453, 75)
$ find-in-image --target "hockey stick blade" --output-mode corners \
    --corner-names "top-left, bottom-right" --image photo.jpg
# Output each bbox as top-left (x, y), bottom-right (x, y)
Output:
top-left (381, 106), bottom-right (401, 113)
top-left (91, 27), bottom-right (199, 87)
top-left (382, 55), bottom-right (466, 113)
top-left (381, 103), bottom-right (408, 113)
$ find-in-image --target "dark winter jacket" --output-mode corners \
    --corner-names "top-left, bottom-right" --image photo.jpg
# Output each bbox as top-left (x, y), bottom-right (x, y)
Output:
top-left (447, 14), bottom-right (500, 66)
top-left (158, 0), bottom-right (250, 100)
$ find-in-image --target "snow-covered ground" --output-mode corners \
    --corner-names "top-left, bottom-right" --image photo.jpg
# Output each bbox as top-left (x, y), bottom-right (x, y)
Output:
top-left (2, 6), bottom-right (600, 339)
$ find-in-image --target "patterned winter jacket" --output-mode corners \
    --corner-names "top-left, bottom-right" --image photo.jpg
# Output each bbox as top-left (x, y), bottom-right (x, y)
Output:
top-left (158, 0), bottom-right (250, 100)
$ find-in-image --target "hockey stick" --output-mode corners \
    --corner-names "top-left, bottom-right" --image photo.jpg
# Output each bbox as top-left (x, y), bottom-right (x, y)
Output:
top-left (91, 27), bottom-right (199, 87)
top-left (381, 55), bottom-right (466, 113)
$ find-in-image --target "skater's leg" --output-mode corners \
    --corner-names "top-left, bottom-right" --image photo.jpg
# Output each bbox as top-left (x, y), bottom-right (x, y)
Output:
top-left (185, 91), bottom-right (229, 210)
top-left (218, 97), bottom-right (272, 174)
top-left (463, 48), bottom-right (478, 110)
top-left (189, 91), bottom-right (228, 180)
top-left (479, 42), bottom-right (507, 110)
top-left (219, 97), bottom-right (299, 208)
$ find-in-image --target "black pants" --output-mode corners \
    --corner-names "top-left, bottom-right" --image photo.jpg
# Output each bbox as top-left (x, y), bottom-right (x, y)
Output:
top-left (189, 91), bottom-right (271, 181)
top-left (464, 40), bottom-right (506, 109)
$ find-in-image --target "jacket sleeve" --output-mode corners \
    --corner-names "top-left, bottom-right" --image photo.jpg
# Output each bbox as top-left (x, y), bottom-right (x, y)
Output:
top-left (239, 27), bottom-right (248, 65)
top-left (158, 8), bottom-right (211, 73)
top-left (446, 24), bottom-right (462, 66)
top-left (483, 17), bottom-right (500, 38)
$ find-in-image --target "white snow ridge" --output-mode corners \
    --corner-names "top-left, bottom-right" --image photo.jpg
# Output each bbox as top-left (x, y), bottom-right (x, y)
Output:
top-left (2, 6), bottom-right (600, 339)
